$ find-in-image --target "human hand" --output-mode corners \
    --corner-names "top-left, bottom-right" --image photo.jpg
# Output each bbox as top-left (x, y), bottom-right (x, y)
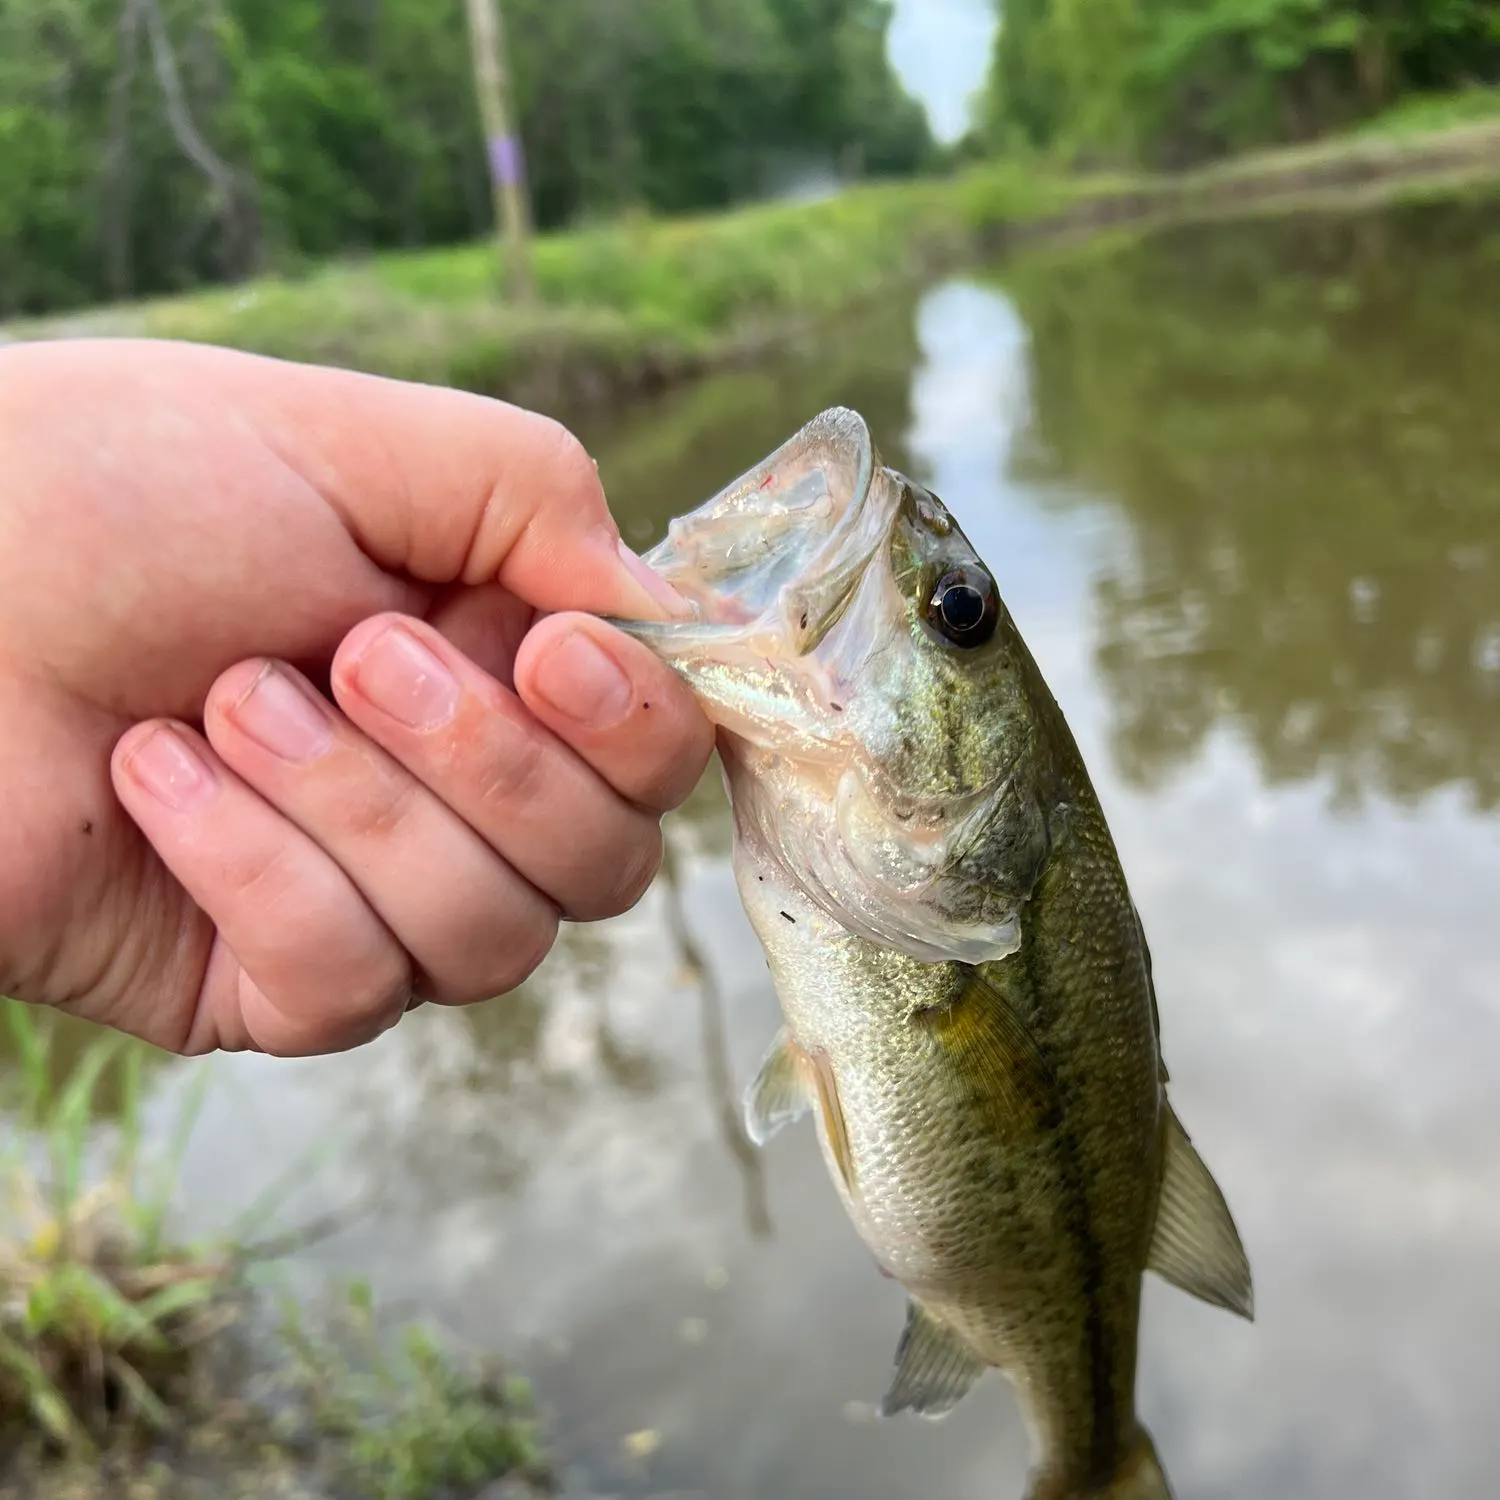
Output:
top-left (0, 339), bottom-right (713, 1056)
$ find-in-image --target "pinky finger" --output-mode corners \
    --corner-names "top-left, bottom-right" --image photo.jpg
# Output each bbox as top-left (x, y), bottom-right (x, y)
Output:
top-left (111, 720), bottom-right (413, 1056)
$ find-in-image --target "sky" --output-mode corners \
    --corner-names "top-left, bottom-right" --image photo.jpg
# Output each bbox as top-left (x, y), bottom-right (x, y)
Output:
top-left (887, 0), bottom-right (999, 142)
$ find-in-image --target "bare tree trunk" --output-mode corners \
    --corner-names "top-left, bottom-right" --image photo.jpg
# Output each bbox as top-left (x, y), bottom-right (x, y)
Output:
top-left (139, 0), bottom-right (260, 278)
top-left (464, 0), bottom-right (535, 301)
top-left (103, 0), bottom-right (145, 299)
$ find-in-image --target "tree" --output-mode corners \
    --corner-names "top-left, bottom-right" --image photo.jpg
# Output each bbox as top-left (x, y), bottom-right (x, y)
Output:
top-left (979, 0), bottom-right (1500, 169)
top-left (0, 0), bottom-right (935, 315)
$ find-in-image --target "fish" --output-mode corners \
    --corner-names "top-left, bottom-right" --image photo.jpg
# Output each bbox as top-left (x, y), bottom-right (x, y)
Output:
top-left (608, 409), bottom-right (1252, 1500)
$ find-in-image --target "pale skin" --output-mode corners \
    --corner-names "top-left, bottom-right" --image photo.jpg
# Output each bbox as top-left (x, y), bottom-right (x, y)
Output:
top-left (0, 338), bottom-right (714, 1058)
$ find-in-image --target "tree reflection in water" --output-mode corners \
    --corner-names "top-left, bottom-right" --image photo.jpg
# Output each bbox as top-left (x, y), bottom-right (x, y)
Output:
top-left (999, 196), bottom-right (1500, 813)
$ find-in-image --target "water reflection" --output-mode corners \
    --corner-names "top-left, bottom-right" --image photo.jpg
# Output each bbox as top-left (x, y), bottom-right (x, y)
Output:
top-left (658, 836), bottom-right (772, 1242)
top-left (572, 289), bottom-right (926, 553)
top-left (994, 198), bottom-right (1500, 812)
top-left (12, 194), bottom-right (1500, 1499)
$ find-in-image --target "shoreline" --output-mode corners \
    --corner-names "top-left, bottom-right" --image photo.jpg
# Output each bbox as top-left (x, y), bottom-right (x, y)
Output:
top-left (7, 119), bottom-right (1500, 413)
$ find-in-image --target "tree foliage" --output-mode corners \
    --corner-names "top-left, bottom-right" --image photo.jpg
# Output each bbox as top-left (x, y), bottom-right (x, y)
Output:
top-left (980, 0), bottom-right (1500, 167)
top-left (0, 0), bottom-right (933, 317)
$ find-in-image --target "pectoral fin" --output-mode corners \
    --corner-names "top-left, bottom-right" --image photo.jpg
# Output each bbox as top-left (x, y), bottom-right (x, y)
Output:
top-left (916, 966), bottom-right (1061, 1134)
top-left (742, 1026), bottom-right (812, 1145)
top-left (1147, 1104), bottom-right (1254, 1320)
top-left (880, 1300), bottom-right (986, 1420)
top-left (742, 1027), bottom-right (856, 1193)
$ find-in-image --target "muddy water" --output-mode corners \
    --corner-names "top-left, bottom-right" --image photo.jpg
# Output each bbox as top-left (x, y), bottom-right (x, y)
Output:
top-left (74, 195), bottom-right (1500, 1496)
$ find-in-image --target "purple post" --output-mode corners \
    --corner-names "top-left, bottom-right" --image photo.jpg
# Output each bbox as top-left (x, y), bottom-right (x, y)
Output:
top-left (488, 133), bottom-right (525, 188)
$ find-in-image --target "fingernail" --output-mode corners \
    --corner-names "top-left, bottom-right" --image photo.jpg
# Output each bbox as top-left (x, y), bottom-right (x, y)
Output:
top-left (126, 727), bottom-right (216, 811)
top-left (353, 625), bottom-right (459, 729)
top-left (617, 539), bottom-right (692, 618)
top-left (232, 664), bottom-right (334, 764)
top-left (532, 629), bottom-right (633, 727)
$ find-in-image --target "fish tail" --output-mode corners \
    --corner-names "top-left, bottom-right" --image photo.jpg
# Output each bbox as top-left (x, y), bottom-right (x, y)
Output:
top-left (1026, 1427), bottom-right (1174, 1500)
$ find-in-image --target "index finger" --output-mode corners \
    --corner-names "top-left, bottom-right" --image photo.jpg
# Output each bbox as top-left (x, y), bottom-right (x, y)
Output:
top-left (514, 612), bottom-right (715, 814)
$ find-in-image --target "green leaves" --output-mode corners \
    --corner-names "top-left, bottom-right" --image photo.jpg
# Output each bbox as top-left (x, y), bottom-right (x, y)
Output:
top-left (1, 0), bottom-right (934, 316)
top-left (981, 0), bottom-right (1500, 168)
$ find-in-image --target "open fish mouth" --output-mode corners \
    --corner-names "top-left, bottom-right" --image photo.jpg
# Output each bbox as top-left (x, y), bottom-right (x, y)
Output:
top-left (606, 407), bottom-right (1036, 966)
top-left (613, 408), bottom-right (905, 662)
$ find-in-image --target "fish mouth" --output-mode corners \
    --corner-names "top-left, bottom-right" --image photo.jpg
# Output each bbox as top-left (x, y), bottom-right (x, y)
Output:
top-left (611, 408), bottom-right (903, 662)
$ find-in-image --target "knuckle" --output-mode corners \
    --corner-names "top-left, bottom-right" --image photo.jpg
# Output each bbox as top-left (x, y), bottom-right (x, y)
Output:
top-left (491, 910), bottom-right (558, 995)
top-left (529, 415), bottom-right (601, 503)
top-left (475, 721), bottom-right (550, 808)
top-left (619, 705), bottom-right (713, 813)
top-left (427, 900), bottom-right (558, 1005)
top-left (606, 827), bottom-right (663, 916)
top-left (300, 949), bottom-right (409, 1034)
top-left (342, 769), bottom-right (424, 845)
top-left (227, 865), bottom-right (410, 1036)
top-left (359, 960), bottom-right (414, 1022)
top-left (219, 839), bottom-right (305, 915)
top-left (630, 759), bottom-right (699, 820)
top-left (565, 824), bottom-right (662, 922)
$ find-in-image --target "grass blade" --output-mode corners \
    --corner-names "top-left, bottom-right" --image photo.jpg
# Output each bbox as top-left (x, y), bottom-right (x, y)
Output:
top-left (0, 1329), bottom-right (89, 1453)
top-left (135, 1061), bottom-right (212, 1256)
top-left (2, 1000), bottom-right (55, 1125)
top-left (105, 1354), bottom-right (172, 1432)
top-left (49, 1035), bottom-right (124, 1213)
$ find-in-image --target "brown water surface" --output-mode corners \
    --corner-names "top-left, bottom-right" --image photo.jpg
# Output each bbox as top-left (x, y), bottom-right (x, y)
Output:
top-left (25, 192), bottom-right (1500, 1498)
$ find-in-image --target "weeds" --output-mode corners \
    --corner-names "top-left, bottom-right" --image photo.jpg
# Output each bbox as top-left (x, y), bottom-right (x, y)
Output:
top-left (0, 1005), bottom-right (229, 1456)
top-left (276, 1283), bottom-right (546, 1500)
top-left (0, 1000), bottom-right (548, 1498)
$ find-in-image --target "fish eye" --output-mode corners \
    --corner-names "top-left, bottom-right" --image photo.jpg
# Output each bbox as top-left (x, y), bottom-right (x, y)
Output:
top-left (925, 565), bottom-right (999, 649)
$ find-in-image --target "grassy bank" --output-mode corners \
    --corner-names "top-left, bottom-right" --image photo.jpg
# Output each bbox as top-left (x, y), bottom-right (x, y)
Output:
top-left (0, 1000), bottom-right (546, 1500)
top-left (7, 115), bottom-right (1500, 410)
top-left (1, 165), bottom-right (1085, 409)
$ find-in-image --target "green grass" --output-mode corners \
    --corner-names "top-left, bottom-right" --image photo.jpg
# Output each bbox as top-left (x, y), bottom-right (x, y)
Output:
top-left (8, 100), bottom-right (1500, 408)
top-left (0, 999), bottom-right (546, 1500)
top-left (0, 1004), bottom-right (226, 1455)
top-left (1354, 85), bottom-right (1500, 140)
top-left (0, 163), bottom-right (1085, 404)
top-left (276, 1285), bottom-right (544, 1500)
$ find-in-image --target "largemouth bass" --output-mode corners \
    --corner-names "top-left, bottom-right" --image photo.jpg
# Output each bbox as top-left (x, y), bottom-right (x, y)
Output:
top-left (611, 410), bottom-right (1252, 1500)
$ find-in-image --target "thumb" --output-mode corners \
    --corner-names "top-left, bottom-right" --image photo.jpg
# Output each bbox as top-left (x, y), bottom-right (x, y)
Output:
top-left (135, 340), bottom-right (688, 620)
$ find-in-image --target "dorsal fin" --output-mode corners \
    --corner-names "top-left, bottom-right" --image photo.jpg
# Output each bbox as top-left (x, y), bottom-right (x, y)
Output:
top-left (1148, 1104), bottom-right (1254, 1320)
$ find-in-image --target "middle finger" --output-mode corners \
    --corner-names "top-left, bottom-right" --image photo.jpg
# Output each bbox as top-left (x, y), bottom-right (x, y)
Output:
top-left (330, 613), bottom-right (665, 921)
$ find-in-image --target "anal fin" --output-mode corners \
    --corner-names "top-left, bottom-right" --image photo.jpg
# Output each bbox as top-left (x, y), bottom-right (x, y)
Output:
top-left (1147, 1104), bottom-right (1254, 1321)
top-left (879, 1300), bottom-right (986, 1421)
top-left (742, 1026), bottom-right (812, 1145)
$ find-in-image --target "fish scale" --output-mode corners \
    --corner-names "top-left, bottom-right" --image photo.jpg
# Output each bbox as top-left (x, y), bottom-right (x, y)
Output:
top-left (608, 408), bottom-right (1253, 1500)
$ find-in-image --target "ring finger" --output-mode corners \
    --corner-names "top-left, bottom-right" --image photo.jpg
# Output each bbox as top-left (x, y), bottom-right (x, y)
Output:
top-left (203, 658), bottom-right (560, 1006)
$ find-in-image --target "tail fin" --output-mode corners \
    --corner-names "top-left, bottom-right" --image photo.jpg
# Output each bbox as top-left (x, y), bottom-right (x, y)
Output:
top-left (1026, 1428), bottom-right (1174, 1500)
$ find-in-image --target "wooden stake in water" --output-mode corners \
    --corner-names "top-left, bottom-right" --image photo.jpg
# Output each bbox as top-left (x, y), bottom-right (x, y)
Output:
top-left (464, 0), bottom-right (534, 302)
